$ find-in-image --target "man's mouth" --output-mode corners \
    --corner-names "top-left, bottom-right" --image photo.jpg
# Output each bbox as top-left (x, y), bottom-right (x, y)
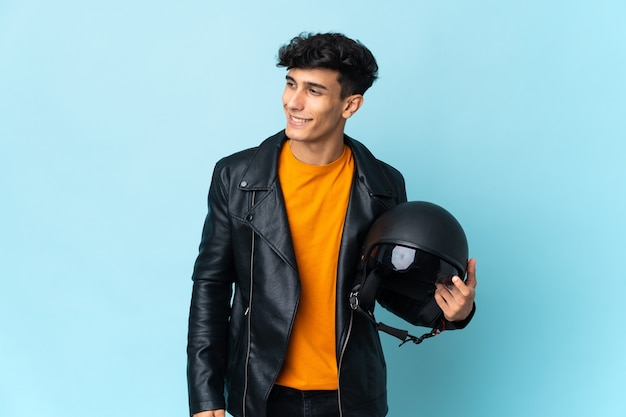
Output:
top-left (290, 115), bottom-right (312, 124)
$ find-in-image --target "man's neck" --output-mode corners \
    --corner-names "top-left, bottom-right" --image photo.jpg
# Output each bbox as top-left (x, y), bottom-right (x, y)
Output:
top-left (287, 137), bottom-right (345, 166)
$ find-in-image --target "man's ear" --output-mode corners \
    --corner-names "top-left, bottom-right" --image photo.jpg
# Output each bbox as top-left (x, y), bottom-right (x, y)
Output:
top-left (342, 95), bottom-right (364, 119)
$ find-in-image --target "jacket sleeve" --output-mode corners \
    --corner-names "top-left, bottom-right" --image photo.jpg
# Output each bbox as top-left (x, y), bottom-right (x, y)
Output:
top-left (187, 162), bottom-right (234, 415)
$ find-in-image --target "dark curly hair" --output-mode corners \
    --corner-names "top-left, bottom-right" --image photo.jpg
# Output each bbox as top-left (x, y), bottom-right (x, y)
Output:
top-left (277, 32), bottom-right (379, 98)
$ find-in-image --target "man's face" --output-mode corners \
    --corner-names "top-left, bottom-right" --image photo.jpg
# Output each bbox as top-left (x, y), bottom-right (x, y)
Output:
top-left (282, 68), bottom-right (360, 147)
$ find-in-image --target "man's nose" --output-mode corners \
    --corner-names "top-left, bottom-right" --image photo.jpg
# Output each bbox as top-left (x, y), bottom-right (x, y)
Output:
top-left (285, 89), bottom-right (304, 111)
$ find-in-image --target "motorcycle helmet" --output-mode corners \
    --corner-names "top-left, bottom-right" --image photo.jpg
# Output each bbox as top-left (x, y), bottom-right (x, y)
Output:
top-left (350, 201), bottom-right (468, 345)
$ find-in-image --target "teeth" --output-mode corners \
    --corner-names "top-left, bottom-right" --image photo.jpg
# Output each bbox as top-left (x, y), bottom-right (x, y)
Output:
top-left (291, 116), bottom-right (311, 123)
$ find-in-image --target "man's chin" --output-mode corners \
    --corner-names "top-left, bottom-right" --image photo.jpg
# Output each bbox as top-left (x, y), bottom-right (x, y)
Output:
top-left (285, 127), bottom-right (307, 141)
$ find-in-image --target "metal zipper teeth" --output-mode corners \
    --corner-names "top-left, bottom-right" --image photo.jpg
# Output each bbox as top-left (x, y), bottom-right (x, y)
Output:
top-left (337, 309), bottom-right (355, 417)
top-left (242, 191), bottom-right (256, 417)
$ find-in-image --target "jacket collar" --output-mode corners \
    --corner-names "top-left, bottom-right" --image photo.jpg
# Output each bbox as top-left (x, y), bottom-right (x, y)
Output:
top-left (237, 130), bottom-right (397, 199)
top-left (236, 131), bottom-right (284, 191)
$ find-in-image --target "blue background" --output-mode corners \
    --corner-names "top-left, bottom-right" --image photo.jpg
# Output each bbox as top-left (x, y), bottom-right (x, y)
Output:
top-left (2, 1), bottom-right (625, 416)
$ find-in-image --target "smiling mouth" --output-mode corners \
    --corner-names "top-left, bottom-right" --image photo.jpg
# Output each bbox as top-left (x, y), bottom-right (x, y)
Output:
top-left (290, 115), bottom-right (312, 124)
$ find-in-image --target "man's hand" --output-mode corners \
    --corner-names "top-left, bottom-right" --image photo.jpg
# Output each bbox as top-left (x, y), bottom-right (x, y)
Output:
top-left (435, 258), bottom-right (477, 322)
top-left (193, 410), bottom-right (225, 417)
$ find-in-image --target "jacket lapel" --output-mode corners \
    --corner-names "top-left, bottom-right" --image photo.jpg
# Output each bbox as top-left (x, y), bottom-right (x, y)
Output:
top-left (235, 132), bottom-right (298, 272)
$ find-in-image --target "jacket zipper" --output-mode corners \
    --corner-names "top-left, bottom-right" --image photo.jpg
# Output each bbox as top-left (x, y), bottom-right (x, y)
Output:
top-left (336, 309), bottom-right (355, 417)
top-left (242, 191), bottom-right (256, 417)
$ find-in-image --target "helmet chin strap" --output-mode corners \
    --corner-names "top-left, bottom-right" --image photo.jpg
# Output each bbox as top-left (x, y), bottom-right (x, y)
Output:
top-left (349, 268), bottom-right (446, 346)
top-left (378, 321), bottom-right (445, 346)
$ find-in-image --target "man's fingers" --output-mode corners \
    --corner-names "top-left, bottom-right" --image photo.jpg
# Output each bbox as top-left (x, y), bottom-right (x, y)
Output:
top-left (434, 286), bottom-right (448, 308)
top-left (465, 258), bottom-right (477, 289)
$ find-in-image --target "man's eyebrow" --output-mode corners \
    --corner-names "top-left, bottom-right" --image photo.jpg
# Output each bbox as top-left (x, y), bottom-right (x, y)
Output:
top-left (285, 75), bottom-right (328, 91)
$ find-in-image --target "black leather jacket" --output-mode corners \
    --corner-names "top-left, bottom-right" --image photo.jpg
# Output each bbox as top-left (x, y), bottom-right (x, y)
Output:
top-left (187, 131), bottom-right (408, 417)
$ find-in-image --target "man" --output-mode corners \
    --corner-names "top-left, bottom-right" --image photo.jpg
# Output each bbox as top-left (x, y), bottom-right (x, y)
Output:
top-left (187, 32), bottom-right (477, 417)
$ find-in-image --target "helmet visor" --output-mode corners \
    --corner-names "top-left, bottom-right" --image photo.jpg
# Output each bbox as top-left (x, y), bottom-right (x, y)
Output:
top-left (370, 243), bottom-right (462, 285)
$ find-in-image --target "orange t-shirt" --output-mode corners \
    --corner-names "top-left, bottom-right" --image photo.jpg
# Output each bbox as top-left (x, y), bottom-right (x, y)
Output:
top-left (275, 141), bottom-right (354, 390)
